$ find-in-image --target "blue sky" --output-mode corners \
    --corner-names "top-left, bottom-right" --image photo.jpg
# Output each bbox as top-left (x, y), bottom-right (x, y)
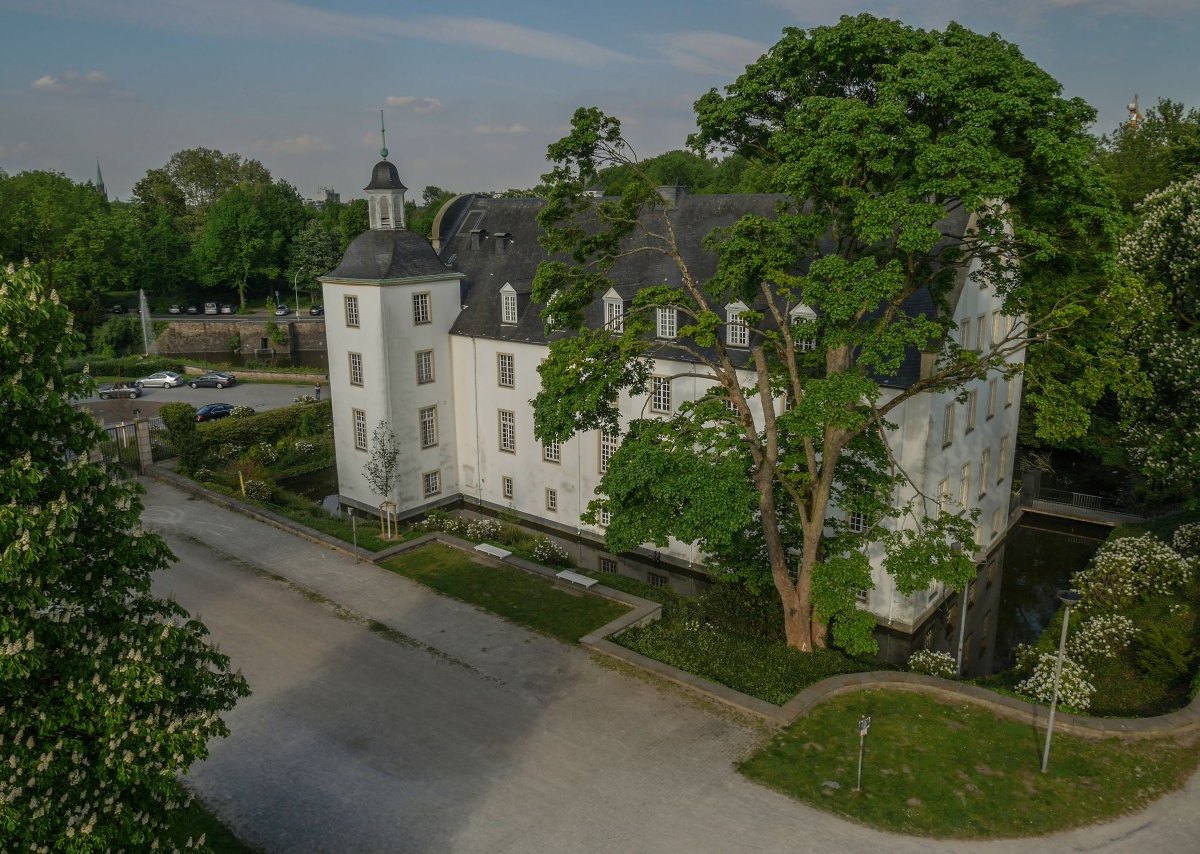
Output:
top-left (1, 0), bottom-right (1196, 202)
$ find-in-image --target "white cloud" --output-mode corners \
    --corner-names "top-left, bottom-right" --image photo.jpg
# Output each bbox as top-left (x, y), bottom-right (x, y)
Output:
top-left (251, 134), bottom-right (332, 155)
top-left (30, 70), bottom-right (116, 95)
top-left (655, 32), bottom-right (768, 76)
top-left (385, 95), bottom-right (443, 114)
top-left (472, 123), bottom-right (530, 135)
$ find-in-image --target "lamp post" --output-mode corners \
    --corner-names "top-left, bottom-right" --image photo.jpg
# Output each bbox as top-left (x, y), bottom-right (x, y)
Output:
top-left (293, 266), bottom-right (306, 316)
top-left (1040, 589), bottom-right (1082, 773)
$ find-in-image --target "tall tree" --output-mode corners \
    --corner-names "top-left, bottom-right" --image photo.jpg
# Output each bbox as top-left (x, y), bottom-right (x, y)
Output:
top-left (0, 262), bottom-right (248, 846)
top-left (131, 168), bottom-right (193, 293)
top-left (532, 16), bottom-right (1117, 652)
top-left (288, 219), bottom-right (343, 294)
top-left (338, 199), bottom-right (369, 251)
top-left (192, 185), bottom-right (281, 309)
top-left (164, 147), bottom-right (271, 209)
top-left (1097, 99), bottom-right (1200, 212)
top-left (0, 170), bottom-right (105, 291)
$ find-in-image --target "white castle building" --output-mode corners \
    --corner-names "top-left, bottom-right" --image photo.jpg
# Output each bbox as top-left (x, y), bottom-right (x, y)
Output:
top-left (320, 152), bottom-right (1023, 641)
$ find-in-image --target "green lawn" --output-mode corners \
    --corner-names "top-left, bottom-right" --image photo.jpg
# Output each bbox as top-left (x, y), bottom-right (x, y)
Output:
top-left (382, 543), bottom-right (630, 642)
top-left (740, 689), bottom-right (1200, 838)
top-left (167, 796), bottom-right (256, 852)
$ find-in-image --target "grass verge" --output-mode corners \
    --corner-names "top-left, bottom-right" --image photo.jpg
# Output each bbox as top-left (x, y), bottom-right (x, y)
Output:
top-left (740, 688), bottom-right (1200, 838)
top-left (168, 796), bottom-right (256, 852)
top-left (382, 543), bottom-right (630, 642)
top-left (615, 619), bottom-right (872, 705)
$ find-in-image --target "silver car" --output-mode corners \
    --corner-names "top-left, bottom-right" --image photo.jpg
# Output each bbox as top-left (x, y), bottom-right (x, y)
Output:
top-left (135, 370), bottom-right (186, 389)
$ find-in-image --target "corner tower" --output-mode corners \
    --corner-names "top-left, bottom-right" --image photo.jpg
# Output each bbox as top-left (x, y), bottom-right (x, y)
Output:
top-left (365, 111), bottom-right (406, 229)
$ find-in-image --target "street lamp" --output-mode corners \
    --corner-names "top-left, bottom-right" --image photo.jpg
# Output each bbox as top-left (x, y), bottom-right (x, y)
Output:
top-left (1040, 588), bottom-right (1082, 773)
top-left (293, 266), bottom-right (307, 316)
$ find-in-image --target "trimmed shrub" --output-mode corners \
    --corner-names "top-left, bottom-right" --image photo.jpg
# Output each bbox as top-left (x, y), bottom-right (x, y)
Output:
top-left (1135, 624), bottom-right (1196, 688)
top-left (67, 354), bottom-right (183, 378)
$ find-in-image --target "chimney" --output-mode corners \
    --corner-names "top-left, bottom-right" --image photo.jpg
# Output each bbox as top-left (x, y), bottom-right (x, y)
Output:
top-left (470, 228), bottom-right (488, 250)
top-left (493, 232), bottom-right (513, 253)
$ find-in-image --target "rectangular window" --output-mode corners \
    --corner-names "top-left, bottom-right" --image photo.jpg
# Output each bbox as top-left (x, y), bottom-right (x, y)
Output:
top-left (960, 463), bottom-right (972, 510)
top-left (855, 589), bottom-right (869, 604)
top-left (977, 315), bottom-right (987, 352)
top-left (1006, 376), bottom-right (1016, 408)
top-left (992, 508), bottom-right (1002, 539)
top-left (543, 440), bottom-right (560, 463)
top-left (501, 290), bottom-right (517, 324)
top-left (605, 299), bottom-right (624, 333)
top-left (959, 318), bottom-right (972, 351)
top-left (497, 353), bottom-right (514, 388)
top-left (942, 402), bottom-right (955, 446)
top-left (422, 470), bottom-right (441, 497)
top-left (416, 350), bottom-right (434, 384)
top-left (545, 488), bottom-right (558, 512)
top-left (998, 435), bottom-right (1009, 484)
top-left (938, 478), bottom-right (951, 515)
top-left (651, 377), bottom-right (672, 413)
top-left (597, 508), bottom-right (612, 528)
top-left (727, 308), bottom-right (748, 347)
top-left (600, 431), bottom-right (619, 474)
top-left (980, 448), bottom-right (991, 496)
top-left (412, 292), bottom-right (431, 325)
top-left (656, 307), bottom-right (677, 339)
top-left (848, 511), bottom-right (868, 533)
top-left (598, 556), bottom-right (617, 573)
top-left (987, 377), bottom-right (998, 419)
top-left (353, 408), bottom-right (367, 451)
top-left (502, 475), bottom-right (514, 499)
top-left (419, 406), bottom-right (438, 449)
top-left (344, 295), bottom-right (360, 328)
top-left (498, 409), bottom-right (515, 452)
top-left (992, 311), bottom-right (1004, 347)
top-left (348, 352), bottom-right (363, 387)
top-left (965, 389), bottom-right (977, 433)
top-left (647, 572), bottom-right (669, 589)
top-left (974, 524), bottom-right (983, 547)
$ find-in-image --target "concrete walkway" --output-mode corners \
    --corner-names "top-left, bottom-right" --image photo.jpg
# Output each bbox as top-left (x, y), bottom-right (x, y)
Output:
top-left (141, 478), bottom-right (1200, 853)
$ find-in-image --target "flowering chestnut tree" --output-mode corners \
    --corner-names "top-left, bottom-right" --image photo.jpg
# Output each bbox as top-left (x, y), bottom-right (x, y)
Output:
top-left (0, 263), bottom-right (249, 847)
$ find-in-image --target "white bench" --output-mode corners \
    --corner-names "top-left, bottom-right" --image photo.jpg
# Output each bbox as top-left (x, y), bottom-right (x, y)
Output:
top-left (474, 543), bottom-right (512, 559)
top-left (555, 570), bottom-right (598, 588)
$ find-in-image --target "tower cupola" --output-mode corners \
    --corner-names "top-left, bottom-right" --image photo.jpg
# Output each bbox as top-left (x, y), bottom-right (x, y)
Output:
top-left (365, 111), bottom-right (406, 229)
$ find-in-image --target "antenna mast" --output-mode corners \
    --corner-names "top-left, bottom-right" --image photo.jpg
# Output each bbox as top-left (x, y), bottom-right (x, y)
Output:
top-left (380, 110), bottom-right (389, 159)
top-left (1127, 94), bottom-right (1143, 129)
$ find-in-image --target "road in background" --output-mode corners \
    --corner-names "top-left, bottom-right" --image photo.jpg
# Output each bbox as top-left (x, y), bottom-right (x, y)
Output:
top-left (78, 381), bottom-right (319, 427)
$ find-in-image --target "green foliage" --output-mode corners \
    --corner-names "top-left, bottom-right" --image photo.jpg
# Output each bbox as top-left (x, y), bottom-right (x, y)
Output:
top-left (264, 319), bottom-right (289, 345)
top-left (89, 314), bottom-right (142, 358)
top-left (159, 401), bottom-right (204, 473)
top-left (1096, 98), bottom-right (1200, 212)
top-left (1135, 623), bottom-right (1196, 688)
top-left (0, 263), bottom-right (248, 847)
top-left (69, 354), bottom-right (183, 378)
top-left (198, 400), bottom-right (333, 452)
top-left (362, 420), bottom-right (402, 502)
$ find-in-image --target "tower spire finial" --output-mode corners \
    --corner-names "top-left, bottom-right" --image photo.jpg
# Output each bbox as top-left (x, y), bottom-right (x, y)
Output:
top-left (380, 109), bottom-right (389, 160)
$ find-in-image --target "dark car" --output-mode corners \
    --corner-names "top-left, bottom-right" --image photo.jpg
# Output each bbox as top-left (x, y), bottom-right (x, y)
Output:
top-left (188, 371), bottom-right (236, 389)
top-left (195, 402), bottom-right (237, 422)
top-left (185, 305), bottom-right (200, 315)
top-left (97, 382), bottom-right (142, 400)
top-left (111, 304), bottom-right (127, 314)
top-left (309, 304), bottom-right (324, 316)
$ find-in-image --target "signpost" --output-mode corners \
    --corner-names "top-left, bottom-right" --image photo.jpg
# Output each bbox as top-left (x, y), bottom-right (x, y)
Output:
top-left (856, 715), bottom-right (872, 792)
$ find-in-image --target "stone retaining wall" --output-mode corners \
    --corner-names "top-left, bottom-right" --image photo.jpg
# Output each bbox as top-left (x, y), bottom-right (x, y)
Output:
top-left (154, 318), bottom-right (326, 356)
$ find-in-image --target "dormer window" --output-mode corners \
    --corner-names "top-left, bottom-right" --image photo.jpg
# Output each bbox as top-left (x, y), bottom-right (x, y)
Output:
top-left (603, 288), bottom-right (624, 333)
top-left (789, 303), bottom-right (818, 352)
top-left (726, 302), bottom-right (749, 348)
top-left (656, 307), bottom-right (677, 339)
top-left (500, 283), bottom-right (517, 325)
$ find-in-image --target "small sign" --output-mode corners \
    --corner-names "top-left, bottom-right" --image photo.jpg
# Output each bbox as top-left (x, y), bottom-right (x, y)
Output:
top-left (858, 715), bottom-right (872, 735)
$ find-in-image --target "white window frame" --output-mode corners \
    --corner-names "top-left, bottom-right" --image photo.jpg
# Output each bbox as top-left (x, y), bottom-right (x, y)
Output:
top-left (502, 475), bottom-right (514, 499)
top-left (977, 315), bottom-right (987, 352)
top-left (498, 409), bottom-right (515, 453)
top-left (352, 408), bottom-right (367, 451)
top-left (545, 488), bottom-right (558, 512)
top-left (422, 470), bottom-right (441, 497)
top-left (497, 353), bottom-right (515, 388)
top-left (598, 555), bottom-right (616, 572)
top-left (412, 292), bottom-right (431, 325)
top-left (1006, 376), bottom-right (1016, 408)
top-left (419, 406), bottom-right (438, 449)
top-left (605, 296), bottom-right (624, 333)
top-left (959, 318), bottom-right (972, 351)
top-left (656, 307), bottom-right (677, 339)
top-left (543, 440), bottom-right (561, 463)
top-left (992, 311), bottom-right (1004, 347)
top-left (965, 389), bottom-right (977, 433)
top-left (726, 303), bottom-right (749, 348)
top-left (344, 295), bottom-right (360, 329)
top-left (651, 376), bottom-right (672, 413)
top-left (501, 285), bottom-right (518, 325)
top-left (416, 349), bottom-right (435, 384)
top-left (942, 402), bottom-right (955, 447)
top-left (597, 508), bottom-right (612, 529)
top-left (848, 511), bottom-right (868, 533)
top-left (938, 478), bottom-right (951, 515)
top-left (980, 448), bottom-right (991, 496)
top-left (987, 377), bottom-right (997, 419)
top-left (348, 352), bottom-right (363, 387)
top-left (790, 304), bottom-right (818, 351)
top-left (998, 435), bottom-right (1009, 484)
top-left (647, 572), bottom-right (669, 589)
top-left (960, 463), bottom-right (972, 510)
top-left (992, 508), bottom-right (1002, 539)
top-left (600, 431), bottom-right (619, 474)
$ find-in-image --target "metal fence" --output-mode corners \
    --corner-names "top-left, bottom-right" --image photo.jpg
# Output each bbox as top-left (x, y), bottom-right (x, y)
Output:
top-left (97, 423), bottom-right (141, 473)
top-left (146, 415), bottom-right (176, 462)
top-left (1035, 486), bottom-right (1127, 513)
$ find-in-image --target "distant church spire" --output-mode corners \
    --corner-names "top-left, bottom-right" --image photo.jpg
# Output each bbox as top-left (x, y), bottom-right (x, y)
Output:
top-left (94, 159), bottom-right (107, 202)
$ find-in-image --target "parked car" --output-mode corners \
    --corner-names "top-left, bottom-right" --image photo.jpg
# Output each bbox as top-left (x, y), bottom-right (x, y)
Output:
top-left (309, 304), bottom-right (324, 316)
top-left (219, 303), bottom-right (234, 314)
top-left (274, 304), bottom-right (292, 316)
top-left (204, 302), bottom-right (219, 315)
top-left (111, 304), bottom-right (127, 314)
top-left (195, 402), bottom-right (237, 422)
top-left (168, 304), bottom-right (182, 315)
top-left (185, 305), bottom-right (200, 315)
top-left (188, 371), bottom-right (236, 389)
top-left (97, 382), bottom-right (142, 400)
top-left (135, 370), bottom-right (186, 389)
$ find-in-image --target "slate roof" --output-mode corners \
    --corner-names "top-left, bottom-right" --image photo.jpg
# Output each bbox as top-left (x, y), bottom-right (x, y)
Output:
top-left (325, 228), bottom-right (454, 281)
top-left (364, 160), bottom-right (407, 191)
top-left (436, 193), bottom-right (968, 390)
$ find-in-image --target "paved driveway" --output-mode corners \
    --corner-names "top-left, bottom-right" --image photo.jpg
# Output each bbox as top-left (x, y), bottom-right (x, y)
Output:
top-left (79, 381), bottom-right (316, 426)
top-left (142, 479), bottom-right (1200, 853)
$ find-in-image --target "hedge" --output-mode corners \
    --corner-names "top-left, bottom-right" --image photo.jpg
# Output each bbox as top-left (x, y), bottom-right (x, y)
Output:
top-left (198, 400), bottom-right (332, 449)
top-left (68, 354), bottom-right (184, 378)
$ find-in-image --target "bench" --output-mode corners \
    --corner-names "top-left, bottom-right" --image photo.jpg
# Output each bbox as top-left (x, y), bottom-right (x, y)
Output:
top-left (555, 570), bottom-right (598, 588)
top-left (475, 543), bottom-right (512, 559)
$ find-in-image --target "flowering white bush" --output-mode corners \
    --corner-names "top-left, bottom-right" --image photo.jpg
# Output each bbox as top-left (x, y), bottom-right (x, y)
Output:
top-left (214, 442), bottom-right (244, 462)
top-left (465, 518), bottom-right (501, 541)
top-left (230, 405), bottom-right (254, 418)
top-left (1072, 533), bottom-right (1191, 609)
top-left (532, 536), bottom-right (570, 566)
top-left (193, 467), bottom-right (216, 482)
top-left (293, 439), bottom-right (316, 454)
top-left (1172, 523), bottom-right (1200, 558)
top-left (243, 479), bottom-right (272, 501)
top-left (907, 649), bottom-right (957, 678)
top-left (417, 511), bottom-right (466, 536)
top-left (1015, 652), bottom-right (1095, 711)
top-left (253, 442), bottom-right (278, 464)
top-left (1067, 614), bottom-right (1136, 662)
